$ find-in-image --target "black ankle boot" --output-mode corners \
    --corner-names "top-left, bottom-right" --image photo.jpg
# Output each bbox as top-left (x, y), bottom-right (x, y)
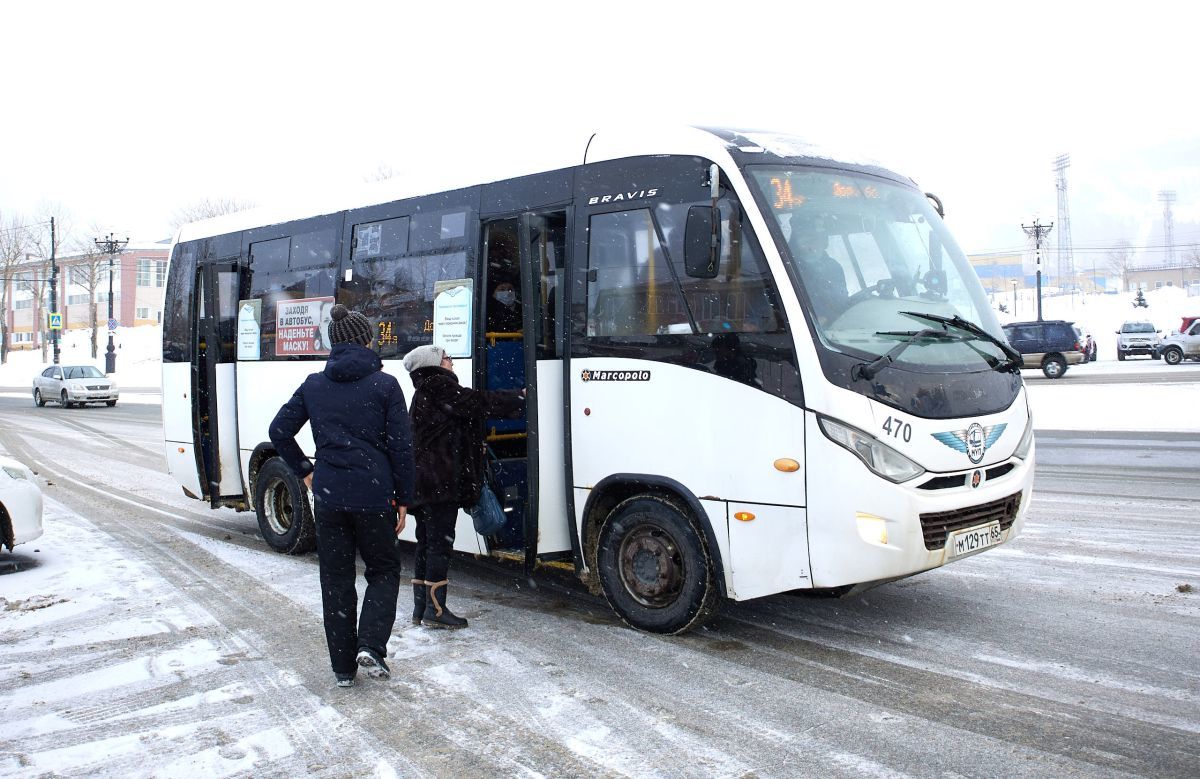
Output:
top-left (422, 579), bottom-right (468, 629)
top-left (411, 580), bottom-right (427, 625)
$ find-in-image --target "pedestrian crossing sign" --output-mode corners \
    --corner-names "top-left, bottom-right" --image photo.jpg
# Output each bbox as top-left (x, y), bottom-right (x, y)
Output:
top-left (48, 313), bottom-right (62, 330)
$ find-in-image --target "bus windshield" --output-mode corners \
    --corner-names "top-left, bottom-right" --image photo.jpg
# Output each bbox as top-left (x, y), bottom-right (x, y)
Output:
top-left (746, 166), bottom-right (1006, 370)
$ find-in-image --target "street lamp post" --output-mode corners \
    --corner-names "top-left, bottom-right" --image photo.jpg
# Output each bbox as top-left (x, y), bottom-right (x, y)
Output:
top-left (1021, 219), bottom-right (1053, 322)
top-left (1011, 279), bottom-right (1018, 316)
top-left (94, 233), bottom-right (128, 375)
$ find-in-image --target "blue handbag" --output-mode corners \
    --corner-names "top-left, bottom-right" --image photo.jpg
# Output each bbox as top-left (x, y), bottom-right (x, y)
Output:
top-left (470, 481), bottom-right (506, 536)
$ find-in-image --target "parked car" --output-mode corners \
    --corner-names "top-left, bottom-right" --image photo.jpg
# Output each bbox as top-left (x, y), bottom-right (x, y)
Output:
top-left (0, 455), bottom-right (43, 552)
top-left (1001, 319), bottom-right (1087, 378)
top-left (1073, 326), bottom-right (1097, 362)
top-left (1115, 321), bottom-right (1161, 361)
top-left (1159, 317), bottom-right (1200, 365)
top-left (33, 365), bottom-right (119, 408)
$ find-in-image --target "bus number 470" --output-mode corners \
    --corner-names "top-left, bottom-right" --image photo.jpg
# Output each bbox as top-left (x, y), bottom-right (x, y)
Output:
top-left (882, 416), bottom-right (912, 442)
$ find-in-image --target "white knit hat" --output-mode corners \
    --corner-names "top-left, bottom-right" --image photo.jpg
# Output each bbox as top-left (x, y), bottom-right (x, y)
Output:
top-left (402, 344), bottom-right (447, 372)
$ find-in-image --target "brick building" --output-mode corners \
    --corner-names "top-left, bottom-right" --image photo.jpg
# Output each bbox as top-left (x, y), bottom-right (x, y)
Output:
top-left (3, 240), bottom-right (170, 351)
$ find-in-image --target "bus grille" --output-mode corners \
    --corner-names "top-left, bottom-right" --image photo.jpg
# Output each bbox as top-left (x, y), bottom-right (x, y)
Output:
top-left (919, 492), bottom-right (1021, 551)
top-left (919, 463), bottom-right (1018, 491)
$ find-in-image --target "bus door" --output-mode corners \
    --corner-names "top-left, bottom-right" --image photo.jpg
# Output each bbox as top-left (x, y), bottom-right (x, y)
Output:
top-left (193, 261), bottom-right (245, 507)
top-left (480, 212), bottom-right (571, 569)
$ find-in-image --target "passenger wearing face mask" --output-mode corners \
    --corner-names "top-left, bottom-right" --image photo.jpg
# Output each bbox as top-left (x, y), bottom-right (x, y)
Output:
top-left (487, 281), bottom-right (523, 332)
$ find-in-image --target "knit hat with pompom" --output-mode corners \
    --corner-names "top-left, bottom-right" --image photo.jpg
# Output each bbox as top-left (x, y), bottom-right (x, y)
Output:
top-left (327, 303), bottom-right (373, 347)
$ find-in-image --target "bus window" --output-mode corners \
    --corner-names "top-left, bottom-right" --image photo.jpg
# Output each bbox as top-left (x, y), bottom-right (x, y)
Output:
top-left (340, 249), bottom-right (467, 359)
top-left (247, 235), bottom-right (339, 360)
top-left (587, 209), bottom-right (690, 337)
top-left (656, 199), bottom-right (784, 335)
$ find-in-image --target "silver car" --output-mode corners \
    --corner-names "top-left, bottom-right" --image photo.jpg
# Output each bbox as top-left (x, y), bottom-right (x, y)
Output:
top-left (33, 365), bottom-right (119, 408)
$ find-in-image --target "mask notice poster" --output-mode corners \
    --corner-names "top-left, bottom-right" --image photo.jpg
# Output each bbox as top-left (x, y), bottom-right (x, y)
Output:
top-left (275, 296), bottom-right (336, 357)
top-left (432, 279), bottom-right (473, 358)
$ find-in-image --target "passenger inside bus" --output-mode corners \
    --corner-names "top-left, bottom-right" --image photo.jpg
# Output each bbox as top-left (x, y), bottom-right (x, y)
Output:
top-left (788, 212), bottom-right (849, 325)
top-left (480, 222), bottom-right (528, 550)
top-left (487, 281), bottom-right (522, 332)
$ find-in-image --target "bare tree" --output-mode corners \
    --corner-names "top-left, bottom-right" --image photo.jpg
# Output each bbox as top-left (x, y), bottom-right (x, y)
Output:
top-left (0, 211), bottom-right (38, 364)
top-left (65, 235), bottom-right (111, 360)
top-left (170, 197), bottom-right (255, 233)
top-left (1107, 239), bottom-right (1136, 292)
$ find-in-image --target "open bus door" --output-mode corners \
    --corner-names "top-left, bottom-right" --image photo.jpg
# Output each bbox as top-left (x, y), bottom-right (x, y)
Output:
top-left (481, 212), bottom-right (571, 574)
top-left (193, 261), bottom-right (246, 508)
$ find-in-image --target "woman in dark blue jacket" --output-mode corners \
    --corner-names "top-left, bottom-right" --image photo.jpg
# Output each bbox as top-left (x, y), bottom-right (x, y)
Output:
top-left (269, 304), bottom-right (414, 687)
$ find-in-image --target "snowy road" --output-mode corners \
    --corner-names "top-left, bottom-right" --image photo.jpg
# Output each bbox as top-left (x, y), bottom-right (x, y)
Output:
top-left (1, 398), bottom-right (1198, 778)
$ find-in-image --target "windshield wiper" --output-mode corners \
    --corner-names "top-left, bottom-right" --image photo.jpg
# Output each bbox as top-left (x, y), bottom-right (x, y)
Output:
top-left (851, 328), bottom-right (963, 381)
top-left (900, 311), bottom-right (1022, 372)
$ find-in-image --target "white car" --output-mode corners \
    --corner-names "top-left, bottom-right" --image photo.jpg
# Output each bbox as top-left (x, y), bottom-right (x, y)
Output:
top-left (1, 455), bottom-right (43, 552)
top-left (1159, 317), bottom-right (1200, 365)
top-left (33, 365), bottom-right (119, 408)
top-left (1115, 321), bottom-right (1161, 361)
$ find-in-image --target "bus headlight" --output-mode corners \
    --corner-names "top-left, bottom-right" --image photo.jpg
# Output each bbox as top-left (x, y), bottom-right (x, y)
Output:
top-left (818, 415), bottom-right (925, 483)
top-left (1013, 418), bottom-right (1035, 460)
top-left (856, 513), bottom-right (888, 545)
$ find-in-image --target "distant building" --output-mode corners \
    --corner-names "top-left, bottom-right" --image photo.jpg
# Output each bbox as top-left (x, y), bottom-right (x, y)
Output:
top-left (1125, 262), bottom-right (1200, 295)
top-left (967, 251), bottom-right (1027, 297)
top-left (967, 251), bottom-right (1114, 296)
top-left (3, 240), bottom-right (170, 352)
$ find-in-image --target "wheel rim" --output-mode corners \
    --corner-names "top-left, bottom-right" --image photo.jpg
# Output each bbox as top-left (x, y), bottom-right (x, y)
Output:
top-left (61, 391), bottom-right (68, 405)
top-left (1166, 349), bottom-right (1181, 365)
top-left (617, 522), bottom-right (685, 608)
top-left (262, 476), bottom-right (294, 535)
top-left (34, 389), bottom-right (41, 404)
top-left (1045, 361), bottom-right (1063, 377)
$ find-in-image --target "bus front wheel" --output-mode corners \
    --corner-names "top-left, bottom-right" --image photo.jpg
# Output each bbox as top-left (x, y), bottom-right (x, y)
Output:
top-left (596, 495), bottom-right (718, 634)
top-left (254, 457), bottom-right (316, 555)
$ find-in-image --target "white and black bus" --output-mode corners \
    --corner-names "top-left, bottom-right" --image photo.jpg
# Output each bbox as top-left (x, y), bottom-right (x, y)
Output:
top-left (162, 127), bottom-right (1034, 633)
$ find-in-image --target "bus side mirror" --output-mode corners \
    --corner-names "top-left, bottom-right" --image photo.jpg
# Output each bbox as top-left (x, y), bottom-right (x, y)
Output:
top-left (684, 205), bottom-right (720, 279)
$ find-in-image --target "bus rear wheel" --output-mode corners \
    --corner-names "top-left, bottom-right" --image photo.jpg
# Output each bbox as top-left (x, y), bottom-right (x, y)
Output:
top-left (596, 495), bottom-right (718, 634)
top-left (254, 457), bottom-right (316, 555)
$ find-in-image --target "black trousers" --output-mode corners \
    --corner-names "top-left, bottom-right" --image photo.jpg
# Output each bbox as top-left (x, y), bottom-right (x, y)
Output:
top-left (413, 503), bottom-right (458, 584)
top-left (314, 502), bottom-right (403, 675)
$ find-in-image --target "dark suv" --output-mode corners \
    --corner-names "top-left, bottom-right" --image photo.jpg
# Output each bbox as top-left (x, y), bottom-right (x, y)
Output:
top-left (1001, 319), bottom-right (1086, 378)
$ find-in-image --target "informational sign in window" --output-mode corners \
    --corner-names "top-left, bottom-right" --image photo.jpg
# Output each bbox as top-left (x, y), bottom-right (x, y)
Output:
top-left (237, 299), bottom-right (262, 361)
top-left (432, 279), bottom-right (473, 358)
top-left (275, 296), bottom-right (335, 357)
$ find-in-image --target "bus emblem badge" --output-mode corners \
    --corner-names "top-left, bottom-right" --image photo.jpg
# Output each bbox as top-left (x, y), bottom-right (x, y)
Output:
top-left (931, 423), bottom-right (1005, 465)
top-left (971, 470), bottom-right (982, 488)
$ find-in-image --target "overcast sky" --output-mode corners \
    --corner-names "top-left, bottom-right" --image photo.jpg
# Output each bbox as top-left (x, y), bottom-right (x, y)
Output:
top-left (3, 1), bottom-right (1197, 264)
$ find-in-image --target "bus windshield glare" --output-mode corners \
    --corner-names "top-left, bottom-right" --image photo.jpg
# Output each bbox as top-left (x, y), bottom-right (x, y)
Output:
top-left (747, 167), bottom-right (1006, 370)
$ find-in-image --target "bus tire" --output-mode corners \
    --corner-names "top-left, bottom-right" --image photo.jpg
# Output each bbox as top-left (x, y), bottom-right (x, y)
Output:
top-left (596, 495), bottom-right (718, 634)
top-left (254, 457), bottom-right (316, 555)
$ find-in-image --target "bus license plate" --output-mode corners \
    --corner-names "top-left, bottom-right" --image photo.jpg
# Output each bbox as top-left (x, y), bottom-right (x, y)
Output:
top-left (947, 521), bottom-right (1002, 558)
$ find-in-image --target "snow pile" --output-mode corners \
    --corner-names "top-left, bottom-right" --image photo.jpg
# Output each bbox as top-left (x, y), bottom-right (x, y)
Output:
top-left (0, 325), bottom-right (163, 389)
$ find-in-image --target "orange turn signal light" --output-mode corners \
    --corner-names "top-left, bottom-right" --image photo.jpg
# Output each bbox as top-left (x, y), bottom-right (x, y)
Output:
top-left (773, 458), bottom-right (800, 472)
top-left (734, 511), bottom-right (756, 522)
